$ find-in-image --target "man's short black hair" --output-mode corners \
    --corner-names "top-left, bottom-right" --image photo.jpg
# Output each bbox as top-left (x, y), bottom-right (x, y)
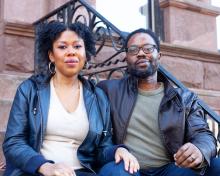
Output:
top-left (124, 28), bottom-right (160, 52)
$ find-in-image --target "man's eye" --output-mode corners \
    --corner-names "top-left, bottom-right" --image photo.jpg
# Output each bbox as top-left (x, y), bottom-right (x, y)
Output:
top-left (147, 48), bottom-right (153, 51)
top-left (128, 47), bottom-right (138, 52)
top-left (143, 47), bottom-right (154, 52)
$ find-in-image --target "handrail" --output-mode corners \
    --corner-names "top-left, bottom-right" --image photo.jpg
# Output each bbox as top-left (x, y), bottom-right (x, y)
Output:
top-left (33, 0), bottom-right (220, 143)
top-left (158, 66), bottom-right (220, 124)
top-left (33, 0), bottom-right (128, 74)
top-left (33, 0), bottom-right (126, 39)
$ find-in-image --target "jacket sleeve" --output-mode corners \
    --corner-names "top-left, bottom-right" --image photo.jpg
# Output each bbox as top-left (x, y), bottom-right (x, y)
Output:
top-left (185, 93), bottom-right (217, 166)
top-left (3, 83), bottom-right (50, 175)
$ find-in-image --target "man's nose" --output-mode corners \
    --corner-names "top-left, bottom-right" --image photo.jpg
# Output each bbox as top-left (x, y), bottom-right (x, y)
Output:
top-left (137, 49), bottom-right (152, 61)
top-left (137, 48), bottom-right (146, 55)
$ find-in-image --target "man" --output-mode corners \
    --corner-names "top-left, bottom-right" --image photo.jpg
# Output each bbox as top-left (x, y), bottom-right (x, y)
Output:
top-left (97, 28), bottom-right (220, 176)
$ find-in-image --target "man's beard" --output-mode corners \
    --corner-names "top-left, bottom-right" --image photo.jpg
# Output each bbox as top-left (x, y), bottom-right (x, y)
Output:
top-left (128, 61), bottom-right (158, 79)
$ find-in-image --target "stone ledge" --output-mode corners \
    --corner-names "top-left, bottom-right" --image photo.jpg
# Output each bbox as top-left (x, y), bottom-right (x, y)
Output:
top-left (190, 88), bottom-right (220, 113)
top-left (0, 99), bottom-right (12, 132)
top-left (161, 42), bottom-right (220, 64)
top-left (0, 72), bottom-right (30, 101)
top-left (4, 21), bottom-right (34, 38)
top-left (191, 88), bottom-right (220, 97)
top-left (0, 130), bottom-right (5, 168)
top-left (160, 0), bottom-right (220, 16)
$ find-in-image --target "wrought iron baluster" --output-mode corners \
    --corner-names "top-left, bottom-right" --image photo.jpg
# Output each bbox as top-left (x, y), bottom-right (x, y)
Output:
top-left (33, 0), bottom-right (220, 146)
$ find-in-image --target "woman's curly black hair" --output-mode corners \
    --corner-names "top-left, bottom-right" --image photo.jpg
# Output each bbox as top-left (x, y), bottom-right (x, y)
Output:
top-left (36, 21), bottom-right (96, 75)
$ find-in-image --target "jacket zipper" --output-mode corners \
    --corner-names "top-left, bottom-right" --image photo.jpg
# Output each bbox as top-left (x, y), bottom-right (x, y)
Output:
top-left (37, 91), bottom-right (44, 152)
top-left (77, 94), bottom-right (96, 174)
top-left (158, 103), bottom-right (173, 160)
top-left (158, 92), bottom-right (183, 160)
top-left (33, 92), bottom-right (39, 151)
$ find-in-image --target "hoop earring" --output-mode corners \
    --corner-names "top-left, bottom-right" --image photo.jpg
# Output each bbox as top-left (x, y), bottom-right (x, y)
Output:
top-left (48, 62), bottom-right (56, 74)
top-left (83, 61), bottom-right (90, 70)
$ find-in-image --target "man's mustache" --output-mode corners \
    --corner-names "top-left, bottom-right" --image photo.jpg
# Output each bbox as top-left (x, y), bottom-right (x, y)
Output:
top-left (134, 56), bottom-right (152, 65)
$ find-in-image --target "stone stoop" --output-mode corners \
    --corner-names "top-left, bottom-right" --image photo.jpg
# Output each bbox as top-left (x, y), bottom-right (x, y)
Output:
top-left (0, 73), bottom-right (30, 174)
top-left (0, 73), bottom-right (30, 131)
top-left (0, 131), bottom-right (5, 175)
top-left (0, 73), bottom-right (30, 101)
top-left (0, 99), bottom-right (12, 132)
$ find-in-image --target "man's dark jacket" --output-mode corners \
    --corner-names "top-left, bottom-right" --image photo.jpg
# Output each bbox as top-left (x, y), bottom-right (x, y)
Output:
top-left (3, 74), bottom-right (118, 176)
top-left (97, 72), bottom-right (217, 169)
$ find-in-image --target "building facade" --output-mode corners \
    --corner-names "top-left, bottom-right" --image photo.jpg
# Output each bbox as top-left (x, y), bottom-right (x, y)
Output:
top-left (0, 0), bottom-right (220, 171)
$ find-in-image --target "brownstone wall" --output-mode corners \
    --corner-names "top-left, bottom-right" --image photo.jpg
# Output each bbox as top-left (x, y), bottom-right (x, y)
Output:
top-left (0, 0), bottom-right (219, 172)
top-left (160, 0), bottom-right (220, 52)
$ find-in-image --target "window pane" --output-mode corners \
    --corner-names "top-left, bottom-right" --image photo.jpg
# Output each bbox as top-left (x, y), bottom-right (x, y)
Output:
top-left (96, 0), bottom-right (149, 32)
top-left (212, 0), bottom-right (220, 50)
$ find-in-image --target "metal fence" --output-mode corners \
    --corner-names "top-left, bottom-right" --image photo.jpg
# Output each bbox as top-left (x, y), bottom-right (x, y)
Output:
top-left (33, 0), bottom-right (220, 149)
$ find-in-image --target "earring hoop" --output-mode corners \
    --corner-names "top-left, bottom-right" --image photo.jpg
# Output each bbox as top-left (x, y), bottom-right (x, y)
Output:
top-left (48, 62), bottom-right (56, 74)
top-left (83, 61), bottom-right (90, 70)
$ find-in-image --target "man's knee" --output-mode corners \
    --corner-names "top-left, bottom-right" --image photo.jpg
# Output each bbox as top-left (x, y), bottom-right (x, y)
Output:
top-left (98, 161), bottom-right (139, 176)
top-left (206, 157), bottom-right (220, 175)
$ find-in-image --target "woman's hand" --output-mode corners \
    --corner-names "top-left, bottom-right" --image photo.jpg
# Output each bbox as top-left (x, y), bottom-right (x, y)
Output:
top-left (38, 162), bottom-right (76, 176)
top-left (115, 147), bottom-right (140, 174)
top-left (0, 161), bottom-right (6, 171)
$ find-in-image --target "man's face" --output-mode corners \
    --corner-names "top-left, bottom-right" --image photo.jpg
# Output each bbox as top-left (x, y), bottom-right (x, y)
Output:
top-left (126, 33), bottom-right (160, 79)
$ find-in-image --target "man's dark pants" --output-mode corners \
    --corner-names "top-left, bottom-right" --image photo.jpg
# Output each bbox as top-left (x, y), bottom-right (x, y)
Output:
top-left (98, 158), bottom-right (220, 176)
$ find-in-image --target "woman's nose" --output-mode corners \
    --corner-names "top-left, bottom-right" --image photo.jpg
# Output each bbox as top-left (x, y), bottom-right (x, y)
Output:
top-left (67, 46), bottom-right (76, 55)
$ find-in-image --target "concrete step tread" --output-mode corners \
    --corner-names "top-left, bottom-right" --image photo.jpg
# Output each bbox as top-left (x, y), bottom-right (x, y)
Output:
top-left (0, 72), bottom-right (30, 100)
top-left (0, 99), bottom-right (13, 132)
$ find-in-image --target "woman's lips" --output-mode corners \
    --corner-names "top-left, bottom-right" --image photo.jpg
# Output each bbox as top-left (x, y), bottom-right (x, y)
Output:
top-left (64, 58), bottom-right (79, 66)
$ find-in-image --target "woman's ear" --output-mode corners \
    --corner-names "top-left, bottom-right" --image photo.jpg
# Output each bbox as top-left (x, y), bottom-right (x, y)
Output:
top-left (48, 51), bottom-right (54, 62)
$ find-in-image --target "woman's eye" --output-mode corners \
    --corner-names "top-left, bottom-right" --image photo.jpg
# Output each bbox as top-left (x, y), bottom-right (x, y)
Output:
top-left (74, 45), bottom-right (82, 49)
top-left (58, 45), bottom-right (67, 49)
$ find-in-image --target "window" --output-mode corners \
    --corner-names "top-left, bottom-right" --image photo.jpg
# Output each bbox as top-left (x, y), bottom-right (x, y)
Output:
top-left (96, 0), bottom-right (149, 32)
top-left (212, 0), bottom-right (220, 49)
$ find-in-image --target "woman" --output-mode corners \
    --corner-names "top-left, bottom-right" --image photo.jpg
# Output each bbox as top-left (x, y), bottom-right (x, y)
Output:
top-left (3, 21), bottom-right (139, 176)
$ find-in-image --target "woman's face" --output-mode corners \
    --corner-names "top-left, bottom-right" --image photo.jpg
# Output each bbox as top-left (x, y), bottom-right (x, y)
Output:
top-left (49, 30), bottom-right (86, 78)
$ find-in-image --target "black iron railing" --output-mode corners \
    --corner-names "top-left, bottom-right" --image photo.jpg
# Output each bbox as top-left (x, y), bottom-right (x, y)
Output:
top-left (33, 0), bottom-right (220, 145)
top-left (33, 0), bottom-right (129, 75)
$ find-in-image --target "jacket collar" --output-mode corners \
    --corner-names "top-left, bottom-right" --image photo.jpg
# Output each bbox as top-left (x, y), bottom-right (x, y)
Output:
top-left (157, 71), bottom-right (178, 100)
top-left (29, 73), bottom-right (96, 137)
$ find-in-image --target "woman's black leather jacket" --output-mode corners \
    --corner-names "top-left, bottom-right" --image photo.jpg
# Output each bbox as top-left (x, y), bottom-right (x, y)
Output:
top-left (3, 74), bottom-right (117, 176)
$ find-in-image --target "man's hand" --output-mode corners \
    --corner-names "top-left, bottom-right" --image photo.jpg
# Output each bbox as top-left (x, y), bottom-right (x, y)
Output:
top-left (115, 147), bottom-right (140, 174)
top-left (38, 162), bottom-right (76, 176)
top-left (174, 142), bottom-right (203, 168)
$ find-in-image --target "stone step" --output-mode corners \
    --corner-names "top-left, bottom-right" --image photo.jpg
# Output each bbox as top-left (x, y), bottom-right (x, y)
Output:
top-left (0, 72), bottom-right (30, 101)
top-left (0, 72), bottom-right (30, 173)
top-left (0, 99), bottom-right (12, 132)
top-left (0, 131), bottom-right (5, 176)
